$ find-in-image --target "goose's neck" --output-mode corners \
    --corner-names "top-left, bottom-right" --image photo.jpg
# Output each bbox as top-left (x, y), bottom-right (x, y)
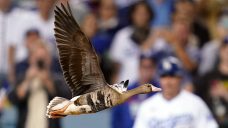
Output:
top-left (121, 86), bottom-right (146, 102)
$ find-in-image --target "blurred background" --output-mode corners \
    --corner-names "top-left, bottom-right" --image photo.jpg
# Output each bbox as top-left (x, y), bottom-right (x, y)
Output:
top-left (0, 0), bottom-right (228, 128)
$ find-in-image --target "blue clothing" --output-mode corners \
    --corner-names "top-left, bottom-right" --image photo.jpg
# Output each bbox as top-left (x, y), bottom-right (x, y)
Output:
top-left (92, 25), bottom-right (122, 55)
top-left (0, 74), bottom-right (8, 89)
top-left (117, 7), bottom-right (131, 27)
top-left (147, 0), bottom-right (174, 27)
top-left (92, 31), bottom-right (114, 55)
top-left (111, 80), bottom-right (159, 128)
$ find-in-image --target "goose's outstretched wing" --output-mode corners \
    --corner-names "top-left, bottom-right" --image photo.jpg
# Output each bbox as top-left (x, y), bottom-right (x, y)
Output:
top-left (54, 3), bottom-right (107, 97)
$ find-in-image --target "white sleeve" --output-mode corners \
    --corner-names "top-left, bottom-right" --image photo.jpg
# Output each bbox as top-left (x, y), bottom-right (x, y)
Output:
top-left (6, 20), bottom-right (18, 46)
top-left (109, 30), bottom-right (128, 63)
top-left (7, 10), bottom-right (33, 47)
top-left (109, 35), bottom-right (123, 63)
top-left (195, 99), bottom-right (218, 128)
top-left (133, 104), bottom-right (150, 128)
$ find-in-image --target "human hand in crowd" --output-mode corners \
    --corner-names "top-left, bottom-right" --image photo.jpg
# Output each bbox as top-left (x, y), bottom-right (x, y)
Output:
top-left (159, 28), bottom-right (197, 72)
top-left (210, 82), bottom-right (228, 101)
top-left (37, 70), bottom-right (55, 95)
top-left (140, 28), bottom-right (171, 51)
top-left (160, 29), bottom-right (180, 48)
top-left (25, 66), bottom-right (39, 81)
top-left (17, 66), bottom-right (39, 99)
top-left (17, 66), bottom-right (56, 98)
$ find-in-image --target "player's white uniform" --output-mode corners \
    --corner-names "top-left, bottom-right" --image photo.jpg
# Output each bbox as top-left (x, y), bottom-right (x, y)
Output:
top-left (133, 90), bottom-right (218, 128)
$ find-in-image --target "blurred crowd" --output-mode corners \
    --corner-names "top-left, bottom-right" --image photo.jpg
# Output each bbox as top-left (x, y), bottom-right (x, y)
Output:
top-left (0, 0), bottom-right (228, 128)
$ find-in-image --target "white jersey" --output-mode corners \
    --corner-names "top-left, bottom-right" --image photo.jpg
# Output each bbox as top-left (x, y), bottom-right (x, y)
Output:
top-left (133, 90), bottom-right (218, 128)
top-left (109, 27), bottom-right (140, 85)
top-left (13, 11), bottom-right (55, 63)
top-left (0, 7), bottom-right (28, 74)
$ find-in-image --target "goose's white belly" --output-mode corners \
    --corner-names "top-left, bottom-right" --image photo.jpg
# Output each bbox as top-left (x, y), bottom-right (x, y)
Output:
top-left (64, 104), bottom-right (92, 115)
top-left (63, 96), bottom-right (92, 115)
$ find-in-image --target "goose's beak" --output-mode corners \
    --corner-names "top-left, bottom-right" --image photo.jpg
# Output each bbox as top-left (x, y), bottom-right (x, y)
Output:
top-left (151, 85), bottom-right (162, 92)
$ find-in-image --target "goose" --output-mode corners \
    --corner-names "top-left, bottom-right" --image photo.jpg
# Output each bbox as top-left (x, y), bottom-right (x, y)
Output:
top-left (46, 3), bottom-right (162, 118)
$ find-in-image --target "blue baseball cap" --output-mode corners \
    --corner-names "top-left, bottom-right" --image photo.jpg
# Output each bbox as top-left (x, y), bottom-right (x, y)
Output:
top-left (158, 57), bottom-right (183, 77)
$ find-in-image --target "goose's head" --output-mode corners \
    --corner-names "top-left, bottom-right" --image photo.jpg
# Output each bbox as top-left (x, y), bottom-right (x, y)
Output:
top-left (139, 84), bottom-right (162, 94)
top-left (111, 80), bottom-right (129, 93)
top-left (119, 80), bottom-right (129, 88)
top-left (121, 83), bottom-right (161, 102)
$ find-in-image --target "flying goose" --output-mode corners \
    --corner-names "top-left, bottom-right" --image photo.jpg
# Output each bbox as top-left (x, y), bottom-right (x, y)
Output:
top-left (46, 3), bottom-right (161, 118)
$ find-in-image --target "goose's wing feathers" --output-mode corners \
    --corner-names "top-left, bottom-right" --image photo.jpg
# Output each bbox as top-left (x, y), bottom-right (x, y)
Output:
top-left (54, 3), bottom-right (107, 97)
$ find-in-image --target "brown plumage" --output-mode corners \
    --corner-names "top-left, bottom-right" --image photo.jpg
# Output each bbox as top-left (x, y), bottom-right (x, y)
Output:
top-left (46, 3), bottom-right (161, 118)
top-left (54, 3), bottom-right (106, 97)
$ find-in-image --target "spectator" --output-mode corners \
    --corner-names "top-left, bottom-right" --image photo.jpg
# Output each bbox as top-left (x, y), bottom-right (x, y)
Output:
top-left (8, 40), bottom-right (70, 128)
top-left (0, 0), bottom-right (31, 85)
top-left (0, 1), bottom-right (32, 118)
top-left (111, 53), bottom-right (159, 128)
top-left (134, 57), bottom-right (218, 128)
top-left (92, 0), bottom-right (122, 55)
top-left (98, 0), bottom-right (119, 31)
top-left (81, 13), bottom-right (98, 40)
top-left (0, 1), bottom-right (32, 125)
top-left (0, 0), bottom-right (8, 112)
top-left (151, 14), bottom-right (200, 91)
top-left (158, 14), bottom-right (200, 73)
top-left (199, 12), bottom-right (228, 75)
top-left (12, 0), bottom-right (56, 63)
top-left (31, 0), bottom-right (56, 51)
top-left (195, 38), bottom-right (228, 128)
top-left (0, 0), bottom-right (10, 83)
top-left (10, 0), bottom-right (61, 83)
top-left (114, 0), bottom-right (140, 26)
top-left (174, 0), bottom-right (211, 48)
top-left (196, 0), bottom-right (225, 40)
top-left (109, 1), bottom-right (154, 84)
top-left (15, 29), bottom-right (41, 76)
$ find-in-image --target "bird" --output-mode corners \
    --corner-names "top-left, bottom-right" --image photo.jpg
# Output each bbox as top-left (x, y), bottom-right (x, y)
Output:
top-left (46, 2), bottom-right (162, 119)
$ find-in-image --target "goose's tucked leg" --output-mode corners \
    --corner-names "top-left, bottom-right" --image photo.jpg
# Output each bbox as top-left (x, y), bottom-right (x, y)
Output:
top-left (47, 96), bottom-right (82, 118)
top-left (46, 97), bottom-right (73, 118)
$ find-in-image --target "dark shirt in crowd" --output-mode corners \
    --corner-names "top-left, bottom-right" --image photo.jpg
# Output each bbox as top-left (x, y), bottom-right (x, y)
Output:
top-left (192, 21), bottom-right (211, 48)
top-left (92, 24), bottom-right (122, 55)
top-left (8, 59), bottom-right (71, 128)
top-left (195, 68), bottom-right (228, 128)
